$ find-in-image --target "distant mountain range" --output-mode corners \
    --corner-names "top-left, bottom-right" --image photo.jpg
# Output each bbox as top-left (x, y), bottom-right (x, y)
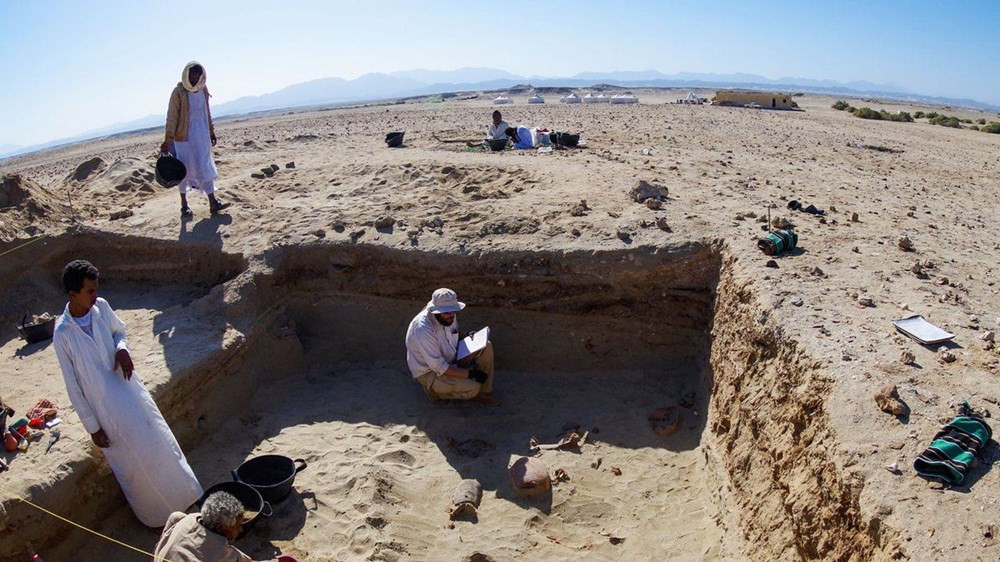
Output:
top-left (3, 67), bottom-right (998, 160)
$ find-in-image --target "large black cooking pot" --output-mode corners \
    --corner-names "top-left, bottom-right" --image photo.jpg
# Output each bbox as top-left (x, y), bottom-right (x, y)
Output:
top-left (232, 455), bottom-right (307, 504)
top-left (197, 481), bottom-right (271, 538)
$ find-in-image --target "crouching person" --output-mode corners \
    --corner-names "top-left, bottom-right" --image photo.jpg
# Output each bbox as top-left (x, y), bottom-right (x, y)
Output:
top-left (154, 491), bottom-right (297, 562)
top-left (405, 288), bottom-right (499, 406)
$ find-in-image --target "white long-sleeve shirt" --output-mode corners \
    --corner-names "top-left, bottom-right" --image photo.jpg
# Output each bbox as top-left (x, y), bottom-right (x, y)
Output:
top-left (487, 120), bottom-right (510, 140)
top-left (405, 307), bottom-right (460, 378)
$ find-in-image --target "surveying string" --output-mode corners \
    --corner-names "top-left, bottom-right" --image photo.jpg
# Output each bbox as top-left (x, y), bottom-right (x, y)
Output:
top-left (0, 483), bottom-right (173, 562)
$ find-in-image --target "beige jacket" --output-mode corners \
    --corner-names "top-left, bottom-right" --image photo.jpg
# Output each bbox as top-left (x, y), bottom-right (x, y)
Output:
top-left (154, 512), bottom-right (255, 562)
top-left (165, 84), bottom-right (216, 144)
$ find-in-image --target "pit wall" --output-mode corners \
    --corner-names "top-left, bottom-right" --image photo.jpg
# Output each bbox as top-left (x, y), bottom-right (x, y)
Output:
top-left (705, 254), bottom-right (904, 561)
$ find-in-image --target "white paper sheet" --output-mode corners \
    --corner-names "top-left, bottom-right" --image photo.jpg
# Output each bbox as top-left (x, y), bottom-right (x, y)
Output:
top-left (457, 327), bottom-right (490, 360)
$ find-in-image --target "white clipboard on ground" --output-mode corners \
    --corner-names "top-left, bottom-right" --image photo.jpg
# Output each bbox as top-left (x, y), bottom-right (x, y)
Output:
top-left (457, 327), bottom-right (490, 360)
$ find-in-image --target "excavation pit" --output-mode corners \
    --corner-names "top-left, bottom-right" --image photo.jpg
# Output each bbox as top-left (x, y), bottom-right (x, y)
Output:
top-left (6, 242), bottom-right (892, 561)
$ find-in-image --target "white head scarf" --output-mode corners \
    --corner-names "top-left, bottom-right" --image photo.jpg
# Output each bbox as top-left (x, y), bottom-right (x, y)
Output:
top-left (181, 61), bottom-right (206, 93)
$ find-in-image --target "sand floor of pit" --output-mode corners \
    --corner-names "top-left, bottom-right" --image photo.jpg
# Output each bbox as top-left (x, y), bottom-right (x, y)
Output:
top-left (61, 360), bottom-right (722, 562)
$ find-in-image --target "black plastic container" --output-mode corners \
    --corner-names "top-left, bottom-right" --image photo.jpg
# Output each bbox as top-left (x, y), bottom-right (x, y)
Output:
top-left (233, 455), bottom-right (308, 504)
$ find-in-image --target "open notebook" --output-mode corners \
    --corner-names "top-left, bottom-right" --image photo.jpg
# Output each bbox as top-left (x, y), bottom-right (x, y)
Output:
top-left (457, 327), bottom-right (490, 360)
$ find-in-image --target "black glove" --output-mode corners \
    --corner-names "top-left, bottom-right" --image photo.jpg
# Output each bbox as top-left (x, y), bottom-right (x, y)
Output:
top-left (467, 369), bottom-right (488, 384)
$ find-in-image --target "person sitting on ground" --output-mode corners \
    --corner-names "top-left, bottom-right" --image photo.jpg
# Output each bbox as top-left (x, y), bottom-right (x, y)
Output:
top-left (405, 288), bottom-right (498, 405)
top-left (162, 61), bottom-right (230, 218)
top-left (154, 491), bottom-right (292, 562)
top-left (505, 126), bottom-right (534, 149)
top-left (487, 110), bottom-right (510, 140)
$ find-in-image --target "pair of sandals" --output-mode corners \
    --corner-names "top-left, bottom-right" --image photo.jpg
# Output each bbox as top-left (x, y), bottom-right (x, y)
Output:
top-left (181, 200), bottom-right (230, 218)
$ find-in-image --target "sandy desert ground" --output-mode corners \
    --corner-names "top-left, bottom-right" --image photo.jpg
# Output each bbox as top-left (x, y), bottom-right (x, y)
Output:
top-left (2, 89), bottom-right (1000, 561)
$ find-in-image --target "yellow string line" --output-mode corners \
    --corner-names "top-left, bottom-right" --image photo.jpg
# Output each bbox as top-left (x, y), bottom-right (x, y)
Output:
top-left (0, 483), bottom-right (172, 561)
top-left (0, 236), bottom-right (46, 259)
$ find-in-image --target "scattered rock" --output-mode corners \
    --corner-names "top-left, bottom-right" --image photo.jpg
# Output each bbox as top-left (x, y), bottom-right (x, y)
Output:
top-left (270, 164), bottom-right (280, 172)
top-left (509, 456), bottom-right (551, 497)
top-left (311, 229), bottom-right (326, 238)
top-left (645, 198), bottom-right (662, 210)
top-left (109, 208), bottom-right (133, 221)
top-left (851, 212), bottom-right (860, 222)
top-left (261, 167), bottom-right (275, 178)
top-left (857, 296), bottom-right (875, 308)
top-left (629, 180), bottom-right (668, 204)
top-left (810, 266), bottom-right (825, 277)
top-left (655, 217), bottom-right (671, 232)
top-left (875, 385), bottom-right (908, 416)
top-left (610, 467), bottom-right (622, 476)
top-left (569, 200), bottom-right (589, 216)
top-left (251, 172), bottom-right (266, 179)
top-left (647, 406), bottom-right (682, 436)
top-left (616, 228), bottom-right (632, 243)
top-left (900, 350), bottom-right (916, 366)
top-left (791, 298), bottom-right (803, 306)
top-left (349, 229), bottom-right (366, 242)
top-left (982, 331), bottom-right (995, 343)
top-left (885, 462), bottom-right (900, 475)
top-left (285, 161), bottom-right (296, 169)
top-left (374, 216), bottom-right (395, 229)
top-left (939, 349), bottom-right (957, 364)
top-left (571, 228), bottom-right (581, 237)
top-left (771, 216), bottom-right (794, 229)
top-left (898, 235), bottom-right (914, 251)
top-left (765, 260), bottom-right (778, 268)
top-left (851, 246), bottom-right (860, 253)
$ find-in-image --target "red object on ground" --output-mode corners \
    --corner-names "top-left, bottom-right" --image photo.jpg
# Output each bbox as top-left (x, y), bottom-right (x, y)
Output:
top-left (17, 424), bottom-right (27, 436)
top-left (29, 418), bottom-right (44, 429)
top-left (4, 432), bottom-right (18, 452)
top-left (276, 556), bottom-right (299, 562)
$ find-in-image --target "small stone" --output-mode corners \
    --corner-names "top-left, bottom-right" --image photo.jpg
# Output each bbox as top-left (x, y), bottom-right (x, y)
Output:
top-left (616, 228), bottom-right (632, 243)
top-left (886, 462), bottom-right (900, 474)
top-left (509, 456), bottom-right (551, 497)
top-left (109, 209), bottom-right (133, 221)
top-left (765, 260), bottom-right (778, 268)
top-left (629, 180), bottom-right (668, 203)
top-left (645, 199), bottom-right (662, 210)
top-left (900, 350), bottom-right (916, 365)
top-left (757, 215), bottom-right (768, 223)
top-left (898, 235), bottom-right (914, 251)
top-left (611, 467), bottom-right (622, 476)
top-left (875, 385), bottom-right (908, 416)
top-left (791, 298), bottom-right (803, 306)
top-left (261, 167), bottom-right (275, 177)
top-left (909, 261), bottom-right (924, 275)
top-left (285, 161), bottom-right (296, 169)
top-left (939, 349), bottom-right (957, 364)
top-left (311, 229), bottom-right (326, 238)
top-left (571, 228), bottom-right (581, 236)
top-left (251, 172), bottom-right (266, 179)
top-left (655, 217), bottom-right (671, 232)
top-left (981, 331), bottom-right (995, 343)
top-left (811, 266), bottom-right (825, 277)
top-left (374, 216), bottom-right (395, 229)
top-left (270, 164), bottom-right (280, 172)
top-left (349, 229), bottom-right (366, 242)
top-left (771, 216), bottom-right (793, 229)
top-left (851, 212), bottom-right (859, 222)
top-left (857, 296), bottom-right (875, 308)
top-left (851, 246), bottom-right (860, 253)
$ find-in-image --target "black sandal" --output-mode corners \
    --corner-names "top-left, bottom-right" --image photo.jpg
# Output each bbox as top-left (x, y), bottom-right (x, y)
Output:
top-left (181, 206), bottom-right (193, 218)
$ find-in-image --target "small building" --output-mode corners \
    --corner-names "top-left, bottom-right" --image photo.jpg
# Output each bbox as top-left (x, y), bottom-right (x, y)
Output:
top-left (493, 95), bottom-right (513, 105)
top-left (560, 92), bottom-right (581, 104)
top-left (527, 93), bottom-right (545, 104)
top-left (713, 91), bottom-right (793, 109)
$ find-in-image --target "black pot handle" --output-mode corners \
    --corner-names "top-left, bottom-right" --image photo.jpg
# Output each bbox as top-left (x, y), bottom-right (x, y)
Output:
top-left (21, 314), bottom-right (28, 329)
top-left (294, 459), bottom-right (308, 473)
top-left (231, 469), bottom-right (241, 482)
top-left (260, 501), bottom-right (273, 518)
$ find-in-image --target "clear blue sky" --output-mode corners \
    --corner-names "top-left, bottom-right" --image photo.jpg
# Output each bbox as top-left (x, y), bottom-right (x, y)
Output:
top-left (2, 0), bottom-right (998, 147)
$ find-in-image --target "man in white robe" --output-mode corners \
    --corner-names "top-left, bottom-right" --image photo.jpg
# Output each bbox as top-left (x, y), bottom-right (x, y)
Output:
top-left (487, 110), bottom-right (510, 140)
top-left (162, 61), bottom-right (230, 218)
top-left (53, 260), bottom-right (203, 527)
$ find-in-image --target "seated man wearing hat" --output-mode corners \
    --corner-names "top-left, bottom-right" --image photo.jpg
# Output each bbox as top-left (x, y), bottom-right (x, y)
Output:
top-left (405, 288), bottom-right (498, 405)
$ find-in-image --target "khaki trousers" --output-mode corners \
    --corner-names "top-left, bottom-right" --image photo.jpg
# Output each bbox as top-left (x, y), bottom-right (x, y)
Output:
top-left (416, 342), bottom-right (494, 401)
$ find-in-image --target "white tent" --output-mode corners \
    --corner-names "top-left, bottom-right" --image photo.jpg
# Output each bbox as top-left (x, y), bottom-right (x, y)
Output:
top-left (582, 92), bottom-right (599, 104)
top-left (560, 92), bottom-right (581, 104)
top-left (686, 92), bottom-right (702, 102)
top-left (610, 93), bottom-right (638, 104)
top-left (595, 93), bottom-right (611, 104)
top-left (493, 95), bottom-right (513, 105)
top-left (527, 94), bottom-right (545, 104)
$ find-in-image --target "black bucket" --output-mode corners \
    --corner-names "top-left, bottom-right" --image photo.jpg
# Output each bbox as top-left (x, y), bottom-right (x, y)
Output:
top-left (487, 138), bottom-right (508, 151)
top-left (155, 154), bottom-right (187, 187)
top-left (385, 132), bottom-right (404, 148)
top-left (18, 314), bottom-right (54, 344)
top-left (197, 481), bottom-right (271, 537)
top-left (554, 132), bottom-right (579, 147)
top-left (233, 455), bottom-right (307, 504)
